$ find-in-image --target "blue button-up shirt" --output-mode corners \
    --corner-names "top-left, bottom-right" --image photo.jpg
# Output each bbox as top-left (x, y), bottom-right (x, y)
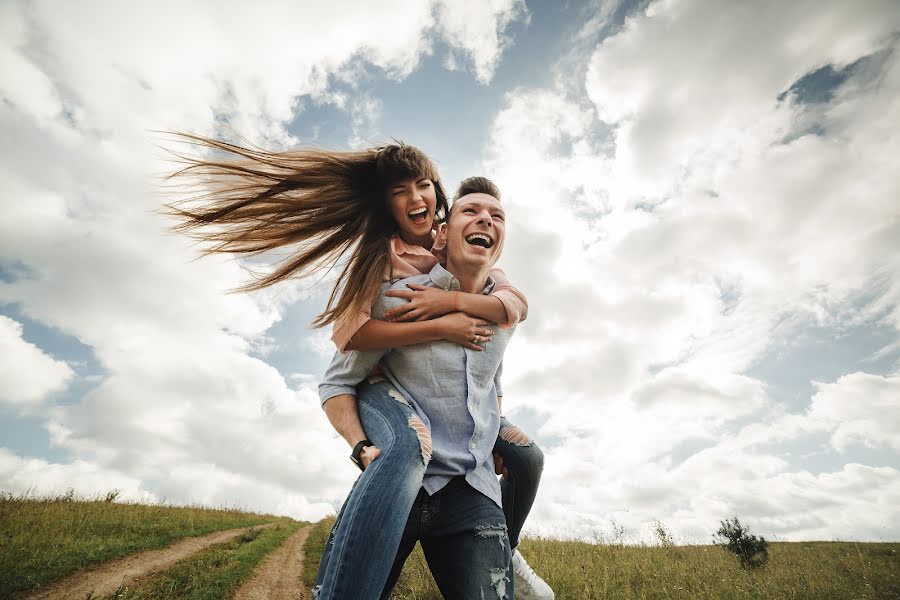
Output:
top-left (319, 263), bottom-right (515, 507)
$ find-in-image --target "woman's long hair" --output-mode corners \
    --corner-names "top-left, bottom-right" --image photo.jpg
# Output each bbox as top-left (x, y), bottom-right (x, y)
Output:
top-left (161, 133), bottom-right (449, 328)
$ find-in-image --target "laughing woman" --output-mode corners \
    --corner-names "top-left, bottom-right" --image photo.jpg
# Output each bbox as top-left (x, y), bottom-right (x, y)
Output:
top-left (164, 136), bottom-right (553, 599)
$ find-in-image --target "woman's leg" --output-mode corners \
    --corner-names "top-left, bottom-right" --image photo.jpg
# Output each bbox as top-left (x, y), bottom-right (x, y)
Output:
top-left (493, 417), bottom-right (544, 549)
top-left (493, 417), bottom-right (554, 599)
top-left (312, 380), bottom-right (430, 600)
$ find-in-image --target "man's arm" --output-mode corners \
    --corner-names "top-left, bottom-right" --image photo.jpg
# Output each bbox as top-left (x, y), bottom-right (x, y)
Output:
top-left (493, 362), bottom-right (507, 478)
top-left (494, 360), bottom-right (504, 413)
top-left (319, 349), bottom-right (385, 467)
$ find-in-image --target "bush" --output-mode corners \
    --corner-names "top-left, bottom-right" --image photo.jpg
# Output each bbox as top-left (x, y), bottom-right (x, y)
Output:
top-left (715, 517), bottom-right (769, 569)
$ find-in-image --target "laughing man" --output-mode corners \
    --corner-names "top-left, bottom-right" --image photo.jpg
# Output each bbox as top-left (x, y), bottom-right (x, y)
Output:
top-left (317, 179), bottom-right (521, 598)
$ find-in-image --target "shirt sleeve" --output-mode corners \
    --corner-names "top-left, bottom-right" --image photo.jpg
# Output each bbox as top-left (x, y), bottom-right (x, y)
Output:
top-left (487, 266), bottom-right (528, 327)
top-left (330, 307), bottom-right (372, 354)
top-left (318, 348), bottom-right (385, 406)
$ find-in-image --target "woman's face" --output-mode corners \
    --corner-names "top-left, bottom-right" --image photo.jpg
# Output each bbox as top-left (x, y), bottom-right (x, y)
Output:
top-left (387, 176), bottom-right (437, 241)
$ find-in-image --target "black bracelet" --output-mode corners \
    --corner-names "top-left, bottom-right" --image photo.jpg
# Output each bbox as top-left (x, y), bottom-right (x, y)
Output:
top-left (350, 439), bottom-right (373, 471)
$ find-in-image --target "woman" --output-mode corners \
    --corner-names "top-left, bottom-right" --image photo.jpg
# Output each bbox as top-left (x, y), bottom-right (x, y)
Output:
top-left (164, 136), bottom-right (551, 599)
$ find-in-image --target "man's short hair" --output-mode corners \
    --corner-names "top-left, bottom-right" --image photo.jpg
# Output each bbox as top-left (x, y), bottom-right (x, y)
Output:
top-left (453, 176), bottom-right (500, 202)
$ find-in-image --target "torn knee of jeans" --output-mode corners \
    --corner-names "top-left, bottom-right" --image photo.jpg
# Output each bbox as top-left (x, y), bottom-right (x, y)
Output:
top-left (387, 387), bottom-right (411, 407)
top-left (475, 523), bottom-right (509, 550)
top-left (407, 414), bottom-right (432, 466)
top-left (499, 425), bottom-right (533, 446)
top-left (489, 568), bottom-right (510, 599)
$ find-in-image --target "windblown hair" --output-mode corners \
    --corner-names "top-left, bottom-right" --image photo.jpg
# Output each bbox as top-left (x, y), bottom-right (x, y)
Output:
top-left (454, 176), bottom-right (501, 202)
top-left (162, 133), bottom-right (449, 328)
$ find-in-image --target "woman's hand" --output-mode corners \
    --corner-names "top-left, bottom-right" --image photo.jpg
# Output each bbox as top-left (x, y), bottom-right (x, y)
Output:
top-left (361, 445), bottom-right (381, 469)
top-left (434, 312), bottom-right (495, 351)
top-left (383, 284), bottom-right (456, 321)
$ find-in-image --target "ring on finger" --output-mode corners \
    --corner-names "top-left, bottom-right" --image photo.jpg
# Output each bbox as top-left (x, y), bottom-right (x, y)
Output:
top-left (474, 334), bottom-right (481, 343)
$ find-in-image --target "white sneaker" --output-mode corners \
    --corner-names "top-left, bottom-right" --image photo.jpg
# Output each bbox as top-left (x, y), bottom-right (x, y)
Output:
top-left (512, 549), bottom-right (555, 600)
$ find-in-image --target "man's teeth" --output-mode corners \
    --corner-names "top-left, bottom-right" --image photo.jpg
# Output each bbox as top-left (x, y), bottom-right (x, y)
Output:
top-left (408, 207), bottom-right (428, 219)
top-left (465, 233), bottom-right (493, 248)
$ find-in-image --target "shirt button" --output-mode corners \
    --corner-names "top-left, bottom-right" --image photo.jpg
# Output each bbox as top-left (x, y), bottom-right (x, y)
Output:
top-left (470, 441), bottom-right (477, 449)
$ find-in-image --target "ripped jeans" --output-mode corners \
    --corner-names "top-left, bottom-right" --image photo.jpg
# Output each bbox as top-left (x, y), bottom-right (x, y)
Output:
top-left (382, 476), bottom-right (513, 599)
top-left (313, 380), bottom-right (543, 599)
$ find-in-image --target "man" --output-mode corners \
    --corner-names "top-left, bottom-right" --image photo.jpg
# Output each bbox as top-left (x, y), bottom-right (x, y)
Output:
top-left (318, 188), bottom-right (518, 598)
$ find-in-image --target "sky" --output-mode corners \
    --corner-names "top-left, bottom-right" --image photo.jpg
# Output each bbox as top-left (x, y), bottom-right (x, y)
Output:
top-left (1, 0), bottom-right (899, 544)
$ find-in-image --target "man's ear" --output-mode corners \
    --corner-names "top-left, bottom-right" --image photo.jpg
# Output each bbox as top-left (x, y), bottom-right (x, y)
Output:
top-left (437, 222), bottom-right (448, 245)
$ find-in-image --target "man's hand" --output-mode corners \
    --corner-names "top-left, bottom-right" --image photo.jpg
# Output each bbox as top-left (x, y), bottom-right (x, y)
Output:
top-left (434, 312), bottom-right (495, 351)
top-left (493, 451), bottom-right (509, 480)
top-left (360, 444), bottom-right (382, 469)
top-left (383, 284), bottom-right (455, 321)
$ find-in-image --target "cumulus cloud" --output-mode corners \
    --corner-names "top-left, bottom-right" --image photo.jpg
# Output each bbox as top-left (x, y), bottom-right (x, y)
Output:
top-left (0, 447), bottom-right (153, 502)
top-left (808, 373), bottom-right (900, 452)
top-left (435, 0), bottom-right (529, 83)
top-left (0, 0), bottom-right (527, 518)
top-left (0, 316), bottom-right (73, 408)
top-left (1, 0), bottom-right (897, 542)
top-left (482, 0), bottom-right (900, 540)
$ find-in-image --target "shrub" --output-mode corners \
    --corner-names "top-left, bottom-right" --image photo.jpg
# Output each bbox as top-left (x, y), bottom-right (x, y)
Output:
top-left (652, 520), bottom-right (675, 548)
top-left (715, 517), bottom-right (769, 569)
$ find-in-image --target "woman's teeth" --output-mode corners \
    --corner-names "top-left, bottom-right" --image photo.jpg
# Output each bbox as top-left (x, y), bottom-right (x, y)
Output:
top-left (408, 207), bottom-right (428, 223)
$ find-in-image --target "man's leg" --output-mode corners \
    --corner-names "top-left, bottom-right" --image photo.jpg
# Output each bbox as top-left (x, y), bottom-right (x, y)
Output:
top-left (313, 381), bottom-right (430, 599)
top-left (420, 479), bottom-right (514, 600)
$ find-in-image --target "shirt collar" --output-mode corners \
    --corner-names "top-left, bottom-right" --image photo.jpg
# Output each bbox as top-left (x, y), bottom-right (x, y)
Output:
top-left (428, 263), bottom-right (496, 295)
top-left (391, 234), bottom-right (437, 257)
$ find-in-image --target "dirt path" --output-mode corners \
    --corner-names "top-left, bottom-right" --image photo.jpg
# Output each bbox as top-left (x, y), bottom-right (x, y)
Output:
top-left (233, 524), bottom-right (313, 600)
top-left (24, 524), bottom-right (276, 600)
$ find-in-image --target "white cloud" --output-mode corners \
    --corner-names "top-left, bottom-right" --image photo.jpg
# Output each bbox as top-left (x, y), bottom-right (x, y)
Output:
top-left (0, 447), bottom-right (153, 502)
top-left (0, 0), bottom-right (527, 520)
top-left (0, 316), bottom-right (74, 408)
top-left (808, 373), bottom-right (900, 452)
top-left (1, 0), bottom-right (897, 542)
top-left (481, 0), bottom-right (900, 541)
top-left (435, 0), bottom-right (529, 83)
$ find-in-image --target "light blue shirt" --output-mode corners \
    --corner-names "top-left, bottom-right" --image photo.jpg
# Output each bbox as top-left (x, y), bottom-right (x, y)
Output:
top-left (319, 263), bottom-right (515, 507)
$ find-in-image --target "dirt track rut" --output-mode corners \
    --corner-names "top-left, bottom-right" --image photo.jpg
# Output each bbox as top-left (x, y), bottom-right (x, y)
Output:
top-left (23, 524), bottom-right (276, 600)
top-left (233, 524), bottom-right (313, 600)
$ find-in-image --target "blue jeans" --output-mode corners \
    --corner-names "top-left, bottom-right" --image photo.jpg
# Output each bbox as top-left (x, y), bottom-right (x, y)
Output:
top-left (495, 415), bottom-right (544, 549)
top-left (381, 477), bottom-right (514, 599)
top-left (313, 380), bottom-right (543, 599)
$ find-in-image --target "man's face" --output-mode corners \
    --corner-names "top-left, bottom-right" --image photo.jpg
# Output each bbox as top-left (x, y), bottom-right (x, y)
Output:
top-left (442, 193), bottom-right (505, 270)
top-left (386, 177), bottom-right (437, 239)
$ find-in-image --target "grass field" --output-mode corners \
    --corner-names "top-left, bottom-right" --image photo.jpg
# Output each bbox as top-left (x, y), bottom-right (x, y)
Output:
top-left (304, 518), bottom-right (900, 599)
top-left (4, 493), bottom-right (899, 600)
top-left (0, 491), bottom-right (291, 598)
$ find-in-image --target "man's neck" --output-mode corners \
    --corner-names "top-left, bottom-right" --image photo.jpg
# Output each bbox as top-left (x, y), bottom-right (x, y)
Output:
top-left (446, 260), bottom-right (490, 293)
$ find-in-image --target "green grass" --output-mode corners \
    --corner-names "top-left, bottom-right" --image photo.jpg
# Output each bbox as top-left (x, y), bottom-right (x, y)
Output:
top-left (301, 516), bottom-right (334, 589)
top-left (0, 491), bottom-right (288, 598)
top-left (8, 494), bottom-right (898, 600)
top-left (303, 518), bottom-right (900, 599)
top-left (511, 537), bottom-right (900, 600)
top-left (103, 521), bottom-right (305, 599)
